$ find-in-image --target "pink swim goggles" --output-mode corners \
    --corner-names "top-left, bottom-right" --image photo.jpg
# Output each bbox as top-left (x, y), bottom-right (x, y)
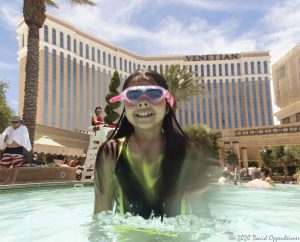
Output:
top-left (109, 86), bottom-right (174, 107)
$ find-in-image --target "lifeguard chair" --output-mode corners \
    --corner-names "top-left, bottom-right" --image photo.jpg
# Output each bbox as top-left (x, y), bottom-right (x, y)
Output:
top-left (81, 123), bottom-right (115, 181)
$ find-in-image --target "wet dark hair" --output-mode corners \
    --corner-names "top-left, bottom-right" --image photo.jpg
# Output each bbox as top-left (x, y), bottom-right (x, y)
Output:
top-left (95, 106), bottom-right (102, 113)
top-left (95, 69), bottom-right (203, 200)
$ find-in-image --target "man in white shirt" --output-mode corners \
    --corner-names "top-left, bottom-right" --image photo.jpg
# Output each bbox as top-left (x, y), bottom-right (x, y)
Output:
top-left (245, 167), bottom-right (273, 189)
top-left (0, 116), bottom-right (31, 184)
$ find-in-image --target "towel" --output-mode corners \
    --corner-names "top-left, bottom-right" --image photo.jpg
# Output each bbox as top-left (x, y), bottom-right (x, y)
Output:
top-left (2, 124), bottom-right (32, 151)
top-left (0, 134), bottom-right (6, 150)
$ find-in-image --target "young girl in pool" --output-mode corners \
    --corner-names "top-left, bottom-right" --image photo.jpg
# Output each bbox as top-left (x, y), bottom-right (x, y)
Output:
top-left (94, 69), bottom-right (209, 219)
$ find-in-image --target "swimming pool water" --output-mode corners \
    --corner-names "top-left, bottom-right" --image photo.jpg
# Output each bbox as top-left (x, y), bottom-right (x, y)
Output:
top-left (0, 184), bottom-right (299, 242)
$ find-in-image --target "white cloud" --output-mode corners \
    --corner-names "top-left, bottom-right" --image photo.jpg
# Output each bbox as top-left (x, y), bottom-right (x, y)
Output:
top-left (259, 0), bottom-right (300, 63)
top-left (0, 62), bottom-right (18, 70)
top-left (9, 99), bottom-right (18, 106)
top-left (0, 2), bottom-right (21, 29)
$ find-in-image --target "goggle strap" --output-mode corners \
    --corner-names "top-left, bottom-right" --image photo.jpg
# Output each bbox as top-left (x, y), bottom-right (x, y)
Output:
top-left (168, 95), bottom-right (174, 108)
top-left (109, 95), bottom-right (122, 103)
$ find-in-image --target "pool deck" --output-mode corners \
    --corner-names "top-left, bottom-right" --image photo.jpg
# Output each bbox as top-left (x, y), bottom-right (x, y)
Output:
top-left (0, 180), bottom-right (94, 192)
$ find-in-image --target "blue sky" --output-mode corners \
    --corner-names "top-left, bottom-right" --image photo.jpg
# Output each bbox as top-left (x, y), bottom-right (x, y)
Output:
top-left (0, 0), bottom-right (300, 122)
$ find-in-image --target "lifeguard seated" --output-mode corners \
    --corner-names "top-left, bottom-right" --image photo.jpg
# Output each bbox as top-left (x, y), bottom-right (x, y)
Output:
top-left (91, 106), bottom-right (117, 132)
top-left (91, 107), bottom-right (105, 126)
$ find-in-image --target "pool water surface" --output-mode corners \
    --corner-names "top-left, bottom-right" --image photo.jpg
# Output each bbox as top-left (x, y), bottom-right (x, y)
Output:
top-left (0, 184), bottom-right (299, 242)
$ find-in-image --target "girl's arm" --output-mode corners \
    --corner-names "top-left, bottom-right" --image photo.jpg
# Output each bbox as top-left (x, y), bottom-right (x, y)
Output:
top-left (93, 140), bottom-right (120, 215)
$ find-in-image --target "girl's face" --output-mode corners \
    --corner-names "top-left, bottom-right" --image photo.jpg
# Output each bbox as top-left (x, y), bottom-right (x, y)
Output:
top-left (124, 82), bottom-right (167, 131)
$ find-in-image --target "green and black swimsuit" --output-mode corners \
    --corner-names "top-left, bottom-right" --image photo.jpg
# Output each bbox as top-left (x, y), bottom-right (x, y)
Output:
top-left (113, 138), bottom-right (191, 219)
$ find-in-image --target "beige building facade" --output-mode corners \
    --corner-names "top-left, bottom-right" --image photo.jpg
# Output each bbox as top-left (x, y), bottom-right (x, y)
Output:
top-left (17, 13), bottom-right (273, 133)
top-left (273, 43), bottom-right (300, 124)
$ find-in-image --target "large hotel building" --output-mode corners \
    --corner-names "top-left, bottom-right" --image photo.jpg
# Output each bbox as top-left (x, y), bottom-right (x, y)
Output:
top-left (17, 13), bottom-right (273, 133)
top-left (273, 43), bottom-right (300, 124)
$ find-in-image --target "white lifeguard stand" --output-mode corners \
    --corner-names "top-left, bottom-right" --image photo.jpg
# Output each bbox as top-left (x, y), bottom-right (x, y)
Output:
top-left (81, 124), bottom-right (114, 181)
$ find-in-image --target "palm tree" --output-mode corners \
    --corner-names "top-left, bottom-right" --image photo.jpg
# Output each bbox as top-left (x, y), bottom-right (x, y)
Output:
top-left (22, 0), bottom-right (96, 159)
top-left (160, 65), bottom-right (202, 111)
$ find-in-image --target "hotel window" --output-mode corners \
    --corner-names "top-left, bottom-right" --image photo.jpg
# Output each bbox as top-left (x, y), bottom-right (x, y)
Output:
top-left (119, 57), bottom-right (122, 70)
top-left (79, 42), bottom-right (83, 57)
top-left (67, 35), bottom-right (71, 51)
top-left (124, 60), bottom-right (127, 72)
top-left (60, 32), bottom-right (64, 48)
top-left (108, 54), bottom-right (111, 67)
top-left (44, 47), bottom-right (49, 125)
top-left (148, 65), bottom-right (151, 70)
top-left (189, 65), bottom-right (192, 73)
top-left (264, 59), bottom-right (268, 74)
top-left (258, 77), bottom-right (266, 126)
top-left (113, 56), bottom-right (116, 69)
top-left (190, 96), bottom-right (195, 125)
top-left (97, 67), bottom-right (101, 110)
top-left (237, 63), bottom-right (241, 75)
top-left (225, 64), bottom-right (228, 76)
top-left (251, 77), bottom-right (259, 126)
top-left (232, 79), bottom-right (238, 128)
top-left (195, 65), bottom-right (198, 77)
top-left (201, 65), bottom-right (204, 77)
top-left (202, 79), bottom-right (207, 124)
top-left (67, 55), bottom-right (71, 130)
top-left (251, 62), bottom-right (255, 74)
top-left (85, 63), bottom-right (90, 128)
top-left (22, 34), bottom-right (25, 47)
top-left (86, 44), bottom-right (89, 59)
top-left (225, 79), bottom-right (232, 128)
top-left (278, 66), bottom-right (286, 79)
top-left (165, 65), bottom-right (169, 72)
top-left (238, 79), bottom-right (245, 127)
top-left (218, 64), bottom-right (222, 76)
top-left (73, 39), bottom-right (77, 53)
top-left (264, 61), bottom-right (268, 74)
top-left (213, 64), bottom-right (216, 77)
top-left (220, 79), bottom-right (225, 129)
top-left (154, 65), bottom-right (157, 72)
top-left (79, 61), bottom-right (84, 129)
top-left (207, 80), bottom-right (213, 128)
top-left (264, 77), bottom-right (273, 125)
top-left (133, 63), bottom-right (136, 71)
top-left (91, 65), bottom-right (95, 113)
top-left (245, 77), bottom-right (252, 127)
top-left (103, 52), bottom-right (106, 65)
top-left (244, 62), bottom-right (248, 74)
top-left (206, 65), bottom-right (210, 77)
top-left (282, 117), bottom-right (290, 124)
top-left (296, 112), bottom-right (300, 122)
top-left (92, 47), bottom-right (95, 61)
top-left (231, 63), bottom-right (235, 76)
top-left (73, 58), bottom-right (77, 130)
top-left (97, 49), bottom-right (100, 63)
top-left (52, 28), bottom-right (56, 45)
top-left (59, 52), bottom-right (64, 128)
top-left (257, 61), bottom-right (261, 74)
top-left (44, 25), bottom-right (48, 42)
top-left (52, 49), bottom-right (57, 127)
top-left (129, 61), bottom-right (132, 73)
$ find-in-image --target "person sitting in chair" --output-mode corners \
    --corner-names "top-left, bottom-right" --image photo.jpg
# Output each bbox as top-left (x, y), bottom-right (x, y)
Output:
top-left (91, 107), bottom-right (105, 126)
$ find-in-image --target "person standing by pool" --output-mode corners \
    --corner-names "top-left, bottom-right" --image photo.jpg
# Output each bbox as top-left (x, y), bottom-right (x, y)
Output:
top-left (0, 116), bottom-right (31, 184)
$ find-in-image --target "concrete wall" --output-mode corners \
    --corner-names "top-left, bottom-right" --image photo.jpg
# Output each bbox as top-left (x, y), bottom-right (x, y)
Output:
top-left (0, 167), bottom-right (76, 183)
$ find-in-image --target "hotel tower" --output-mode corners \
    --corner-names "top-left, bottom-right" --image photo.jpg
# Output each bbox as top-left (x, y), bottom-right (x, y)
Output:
top-left (17, 13), bottom-right (273, 132)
